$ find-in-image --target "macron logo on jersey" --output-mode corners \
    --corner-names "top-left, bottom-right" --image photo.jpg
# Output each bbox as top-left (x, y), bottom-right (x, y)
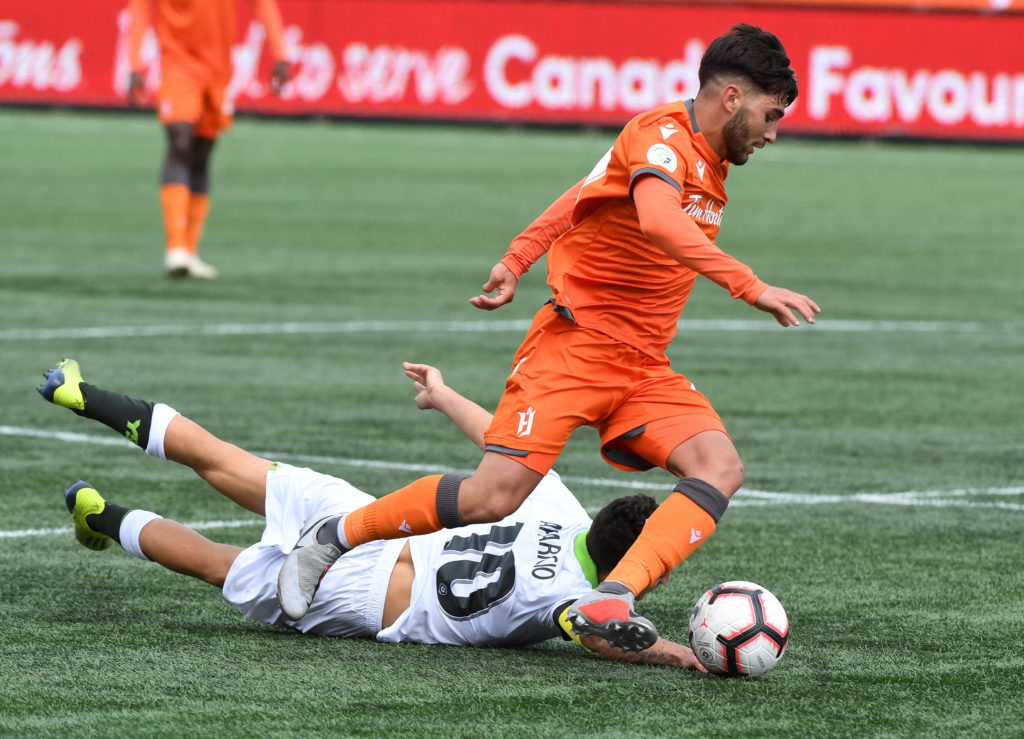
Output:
top-left (689, 528), bottom-right (702, 544)
top-left (659, 124), bottom-right (678, 140)
top-left (695, 159), bottom-right (706, 181)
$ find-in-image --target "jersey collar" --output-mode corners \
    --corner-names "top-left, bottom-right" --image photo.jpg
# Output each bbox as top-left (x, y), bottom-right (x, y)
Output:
top-left (683, 97), bottom-right (726, 169)
top-left (684, 98), bottom-right (699, 133)
top-left (573, 531), bottom-right (599, 587)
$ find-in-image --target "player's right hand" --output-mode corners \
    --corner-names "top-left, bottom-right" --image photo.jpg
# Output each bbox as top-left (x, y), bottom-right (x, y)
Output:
top-left (127, 72), bottom-right (146, 107)
top-left (469, 262), bottom-right (518, 311)
top-left (403, 362), bottom-right (446, 410)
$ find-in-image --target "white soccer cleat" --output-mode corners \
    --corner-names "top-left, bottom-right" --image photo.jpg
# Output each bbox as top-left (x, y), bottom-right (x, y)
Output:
top-left (165, 247), bottom-right (218, 279)
top-left (276, 515), bottom-right (344, 621)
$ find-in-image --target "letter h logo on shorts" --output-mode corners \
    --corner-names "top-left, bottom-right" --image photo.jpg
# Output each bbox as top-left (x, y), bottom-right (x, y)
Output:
top-left (517, 407), bottom-right (536, 437)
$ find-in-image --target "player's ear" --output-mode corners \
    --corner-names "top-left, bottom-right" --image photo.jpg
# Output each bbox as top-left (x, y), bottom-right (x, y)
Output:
top-left (722, 83), bottom-right (743, 114)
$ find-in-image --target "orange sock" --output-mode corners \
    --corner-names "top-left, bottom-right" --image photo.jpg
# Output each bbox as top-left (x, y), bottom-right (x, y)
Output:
top-left (185, 192), bottom-right (210, 255)
top-left (606, 490), bottom-right (719, 596)
top-left (343, 475), bottom-right (444, 548)
top-left (160, 183), bottom-right (190, 250)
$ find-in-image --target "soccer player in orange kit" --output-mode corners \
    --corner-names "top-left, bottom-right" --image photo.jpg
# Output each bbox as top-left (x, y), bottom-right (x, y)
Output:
top-left (127, 0), bottom-right (289, 279)
top-left (278, 24), bottom-right (820, 653)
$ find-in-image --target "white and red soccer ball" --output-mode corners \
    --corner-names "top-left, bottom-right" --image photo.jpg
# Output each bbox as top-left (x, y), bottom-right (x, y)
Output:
top-left (688, 581), bottom-right (790, 677)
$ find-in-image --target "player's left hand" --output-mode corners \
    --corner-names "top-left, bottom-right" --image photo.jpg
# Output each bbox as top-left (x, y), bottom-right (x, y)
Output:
top-left (403, 362), bottom-right (446, 410)
top-left (469, 262), bottom-right (518, 311)
top-left (753, 285), bottom-right (820, 327)
top-left (270, 60), bottom-right (290, 95)
top-left (581, 634), bottom-right (708, 671)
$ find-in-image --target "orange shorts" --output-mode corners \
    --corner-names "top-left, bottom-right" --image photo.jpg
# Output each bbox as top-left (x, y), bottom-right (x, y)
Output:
top-left (484, 307), bottom-right (728, 475)
top-left (158, 71), bottom-right (234, 138)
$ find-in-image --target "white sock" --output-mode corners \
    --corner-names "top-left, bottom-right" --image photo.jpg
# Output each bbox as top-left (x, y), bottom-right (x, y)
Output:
top-left (119, 509), bottom-right (163, 561)
top-left (335, 515), bottom-right (352, 550)
top-left (145, 403), bottom-right (180, 459)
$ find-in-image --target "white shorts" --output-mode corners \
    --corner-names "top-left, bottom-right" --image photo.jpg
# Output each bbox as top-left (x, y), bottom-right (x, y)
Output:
top-left (222, 463), bottom-right (405, 637)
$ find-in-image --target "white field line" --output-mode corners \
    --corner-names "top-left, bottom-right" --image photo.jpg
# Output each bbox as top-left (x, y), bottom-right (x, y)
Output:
top-left (1, 425), bottom-right (1022, 541)
top-left (0, 318), bottom-right (1017, 343)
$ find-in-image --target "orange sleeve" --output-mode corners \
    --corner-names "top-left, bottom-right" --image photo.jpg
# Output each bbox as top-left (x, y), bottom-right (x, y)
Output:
top-left (127, 0), bottom-right (151, 72)
top-left (633, 175), bottom-right (768, 304)
top-left (251, 0), bottom-right (287, 61)
top-left (501, 178), bottom-right (584, 279)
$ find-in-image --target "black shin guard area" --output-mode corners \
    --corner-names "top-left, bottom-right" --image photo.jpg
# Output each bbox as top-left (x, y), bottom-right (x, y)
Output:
top-left (673, 477), bottom-right (729, 523)
top-left (436, 473), bottom-right (467, 529)
top-left (80, 384), bottom-right (155, 449)
top-left (85, 502), bottom-right (131, 543)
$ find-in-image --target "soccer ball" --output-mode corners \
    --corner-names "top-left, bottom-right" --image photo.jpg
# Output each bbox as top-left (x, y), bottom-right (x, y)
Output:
top-left (688, 581), bottom-right (790, 677)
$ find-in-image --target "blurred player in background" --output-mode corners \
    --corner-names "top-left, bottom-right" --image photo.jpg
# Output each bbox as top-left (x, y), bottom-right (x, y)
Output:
top-left (38, 358), bottom-right (702, 670)
top-left (127, 0), bottom-right (289, 279)
top-left (277, 23), bottom-right (820, 652)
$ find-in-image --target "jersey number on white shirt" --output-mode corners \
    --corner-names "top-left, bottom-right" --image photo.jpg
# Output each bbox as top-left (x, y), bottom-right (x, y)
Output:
top-left (435, 523), bottom-right (523, 620)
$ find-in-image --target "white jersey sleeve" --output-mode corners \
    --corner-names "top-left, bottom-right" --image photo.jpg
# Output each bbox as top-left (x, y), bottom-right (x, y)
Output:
top-left (376, 470), bottom-right (595, 647)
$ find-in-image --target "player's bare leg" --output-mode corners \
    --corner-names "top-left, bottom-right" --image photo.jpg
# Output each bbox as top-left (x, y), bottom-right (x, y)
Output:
top-left (62, 480), bottom-right (241, 587)
top-left (162, 415), bottom-right (273, 516)
top-left (662, 430), bottom-right (744, 497)
top-left (454, 452), bottom-right (544, 522)
top-left (38, 358), bottom-right (273, 515)
top-left (138, 518), bottom-right (242, 586)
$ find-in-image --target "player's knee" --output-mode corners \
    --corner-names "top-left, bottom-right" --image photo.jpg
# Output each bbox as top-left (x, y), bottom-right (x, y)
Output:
top-left (721, 458), bottom-right (745, 497)
top-left (165, 126), bottom-right (194, 165)
top-left (689, 455), bottom-right (744, 498)
top-left (457, 478), bottom-right (532, 523)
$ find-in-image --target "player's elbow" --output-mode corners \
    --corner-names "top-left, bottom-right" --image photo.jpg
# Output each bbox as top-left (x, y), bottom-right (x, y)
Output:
top-left (637, 213), bottom-right (674, 249)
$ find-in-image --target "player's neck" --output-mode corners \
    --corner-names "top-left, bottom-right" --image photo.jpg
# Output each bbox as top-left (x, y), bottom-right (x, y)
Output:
top-left (692, 92), bottom-right (729, 161)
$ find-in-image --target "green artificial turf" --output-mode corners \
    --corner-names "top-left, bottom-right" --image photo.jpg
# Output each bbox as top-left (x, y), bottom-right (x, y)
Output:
top-left (0, 108), bottom-right (1021, 736)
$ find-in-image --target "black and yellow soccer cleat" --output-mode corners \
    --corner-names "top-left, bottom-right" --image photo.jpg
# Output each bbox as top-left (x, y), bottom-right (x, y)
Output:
top-left (64, 481), bottom-right (113, 551)
top-left (38, 358), bottom-right (85, 411)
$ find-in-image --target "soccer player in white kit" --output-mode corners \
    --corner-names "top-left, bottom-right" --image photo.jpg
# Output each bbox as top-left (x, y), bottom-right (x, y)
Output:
top-left (39, 358), bottom-right (703, 668)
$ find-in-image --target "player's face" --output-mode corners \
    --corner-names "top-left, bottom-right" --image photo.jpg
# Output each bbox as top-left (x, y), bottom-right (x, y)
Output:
top-left (723, 92), bottom-right (786, 165)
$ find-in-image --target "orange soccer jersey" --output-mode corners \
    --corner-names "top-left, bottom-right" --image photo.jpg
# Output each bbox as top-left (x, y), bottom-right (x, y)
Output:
top-left (128, 0), bottom-right (286, 85)
top-left (507, 99), bottom-right (766, 359)
top-left (484, 99), bottom-right (769, 473)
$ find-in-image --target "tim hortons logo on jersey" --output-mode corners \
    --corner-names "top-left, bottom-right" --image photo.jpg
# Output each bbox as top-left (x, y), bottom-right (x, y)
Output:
top-left (683, 194), bottom-right (724, 227)
top-left (531, 521), bottom-right (564, 580)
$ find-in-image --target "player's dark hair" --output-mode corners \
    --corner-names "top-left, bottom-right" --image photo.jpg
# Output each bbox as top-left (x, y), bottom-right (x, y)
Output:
top-left (586, 494), bottom-right (659, 574)
top-left (699, 23), bottom-right (798, 105)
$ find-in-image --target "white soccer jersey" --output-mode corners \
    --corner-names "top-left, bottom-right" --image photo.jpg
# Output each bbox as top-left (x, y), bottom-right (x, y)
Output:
top-left (376, 470), bottom-right (595, 647)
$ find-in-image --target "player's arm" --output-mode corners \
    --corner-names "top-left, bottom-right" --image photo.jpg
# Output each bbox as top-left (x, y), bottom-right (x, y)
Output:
top-left (126, 0), bottom-right (152, 106)
top-left (251, 0), bottom-right (290, 94)
top-left (555, 603), bottom-right (706, 670)
top-left (403, 362), bottom-right (491, 451)
top-left (470, 177), bottom-right (585, 311)
top-left (633, 175), bottom-right (819, 327)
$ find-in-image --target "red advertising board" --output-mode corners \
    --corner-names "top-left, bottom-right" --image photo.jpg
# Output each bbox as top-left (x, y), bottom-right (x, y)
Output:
top-left (1, 1), bottom-right (1022, 141)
